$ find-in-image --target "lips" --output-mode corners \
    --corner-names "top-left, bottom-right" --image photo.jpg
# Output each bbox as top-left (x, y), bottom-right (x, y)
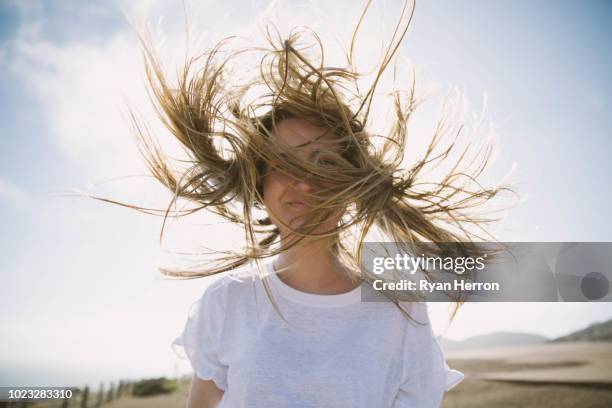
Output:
top-left (286, 200), bottom-right (311, 208)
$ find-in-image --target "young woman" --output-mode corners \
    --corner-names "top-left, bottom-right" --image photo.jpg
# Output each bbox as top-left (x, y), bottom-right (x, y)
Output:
top-left (170, 112), bottom-right (470, 408)
top-left (117, 1), bottom-right (511, 406)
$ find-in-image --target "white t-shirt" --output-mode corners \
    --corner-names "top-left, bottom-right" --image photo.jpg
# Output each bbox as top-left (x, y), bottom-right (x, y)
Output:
top-left (172, 259), bottom-right (464, 407)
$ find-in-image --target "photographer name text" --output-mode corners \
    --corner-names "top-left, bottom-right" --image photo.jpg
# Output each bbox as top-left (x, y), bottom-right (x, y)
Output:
top-left (373, 279), bottom-right (500, 292)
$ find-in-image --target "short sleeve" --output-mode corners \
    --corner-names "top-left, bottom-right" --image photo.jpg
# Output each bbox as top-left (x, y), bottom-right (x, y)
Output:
top-left (393, 302), bottom-right (465, 408)
top-left (171, 278), bottom-right (229, 391)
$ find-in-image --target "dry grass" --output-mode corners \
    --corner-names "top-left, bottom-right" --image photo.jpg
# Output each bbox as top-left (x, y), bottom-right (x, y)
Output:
top-left (442, 342), bottom-right (612, 407)
top-left (442, 378), bottom-right (612, 408)
top-left (102, 379), bottom-right (190, 408)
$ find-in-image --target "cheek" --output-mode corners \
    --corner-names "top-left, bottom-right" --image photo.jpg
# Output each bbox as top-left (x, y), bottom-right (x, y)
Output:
top-left (262, 174), bottom-right (291, 229)
top-left (262, 173), bottom-right (284, 205)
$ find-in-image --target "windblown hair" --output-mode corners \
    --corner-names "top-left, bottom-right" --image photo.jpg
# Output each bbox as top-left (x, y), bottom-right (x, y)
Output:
top-left (97, 0), bottom-right (514, 321)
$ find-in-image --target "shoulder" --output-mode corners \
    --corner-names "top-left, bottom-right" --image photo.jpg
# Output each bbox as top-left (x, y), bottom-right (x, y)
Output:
top-left (399, 301), bottom-right (431, 326)
top-left (379, 301), bottom-right (436, 351)
top-left (199, 262), bottom-right (270, 305)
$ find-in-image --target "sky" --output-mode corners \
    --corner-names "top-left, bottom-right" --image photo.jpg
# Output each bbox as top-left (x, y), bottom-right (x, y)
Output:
top-left (1, 0), bottom-right (612, 389)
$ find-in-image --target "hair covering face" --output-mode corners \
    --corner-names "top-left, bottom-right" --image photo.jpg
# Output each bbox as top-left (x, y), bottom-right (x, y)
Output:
top-left (114, 0), bottom-right (514, 319)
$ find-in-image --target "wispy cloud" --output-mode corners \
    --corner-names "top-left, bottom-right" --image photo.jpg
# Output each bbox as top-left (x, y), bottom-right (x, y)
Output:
top-left (0, 176), bottom-right (31, 209)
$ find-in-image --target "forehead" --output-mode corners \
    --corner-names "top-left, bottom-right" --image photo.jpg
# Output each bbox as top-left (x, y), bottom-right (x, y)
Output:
top-left (272, 117), bottom-right (336, 150)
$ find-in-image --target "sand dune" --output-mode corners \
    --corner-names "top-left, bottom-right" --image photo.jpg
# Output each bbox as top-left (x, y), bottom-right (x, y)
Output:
top-left (442, 341), bottom-right (612, 407)
top-left (447, 341), bottom-right (612, 385)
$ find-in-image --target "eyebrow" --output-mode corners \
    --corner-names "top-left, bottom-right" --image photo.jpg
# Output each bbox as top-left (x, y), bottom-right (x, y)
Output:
top-left (293, 130), bottom-right (334, 148)
top-left (308, 150), bottom-right (322, 159)
top-left (276, 149), bottom-right (321, 158)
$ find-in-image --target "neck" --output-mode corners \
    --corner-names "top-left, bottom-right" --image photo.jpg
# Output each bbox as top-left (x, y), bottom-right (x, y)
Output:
top-left (274, 235), bottom-right (361, 295)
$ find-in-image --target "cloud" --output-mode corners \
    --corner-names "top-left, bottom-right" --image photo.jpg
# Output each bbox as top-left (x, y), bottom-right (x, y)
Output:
top-left (9, 26), bottom-right (157, 183)
top-left (0, 176), bottom-right (31, 209)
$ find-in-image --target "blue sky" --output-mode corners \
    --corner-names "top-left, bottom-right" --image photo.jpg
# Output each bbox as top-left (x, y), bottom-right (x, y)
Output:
top-left (1, 0), bottom-right (611, 388)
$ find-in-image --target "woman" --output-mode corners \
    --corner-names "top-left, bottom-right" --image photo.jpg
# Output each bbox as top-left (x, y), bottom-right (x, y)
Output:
top-left (171, 112), bottom-right (469, 407)
top-left (119, 0), bottom-right (511, 406)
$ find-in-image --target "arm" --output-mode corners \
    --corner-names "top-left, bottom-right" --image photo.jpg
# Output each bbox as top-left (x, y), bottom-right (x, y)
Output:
top-left (393, 302), bottom-right (464, 407)
top-left (187, 374), bottom-right (224, 408)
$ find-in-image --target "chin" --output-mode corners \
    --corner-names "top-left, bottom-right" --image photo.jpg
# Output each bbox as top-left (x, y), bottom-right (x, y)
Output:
top-left (269, 209), bottom-right (341, 237)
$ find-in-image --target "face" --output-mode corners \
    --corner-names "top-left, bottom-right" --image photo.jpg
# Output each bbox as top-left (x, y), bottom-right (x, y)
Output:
top-left (261, 117), bottom-right (344, 238)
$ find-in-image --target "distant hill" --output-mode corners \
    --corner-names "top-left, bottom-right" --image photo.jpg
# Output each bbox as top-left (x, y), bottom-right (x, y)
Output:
top-left (550, 318), bottom-right (612, 343)
top-left (440, 318), bottom-right (612, 352)
top-left (440, 332), bottom-right (548, 352)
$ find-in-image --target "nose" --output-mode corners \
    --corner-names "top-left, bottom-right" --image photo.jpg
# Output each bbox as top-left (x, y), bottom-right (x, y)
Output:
top-left (292, 177), bottom-right (315, 192)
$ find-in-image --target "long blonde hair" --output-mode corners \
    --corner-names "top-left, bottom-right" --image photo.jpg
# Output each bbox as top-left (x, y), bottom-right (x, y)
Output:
top-left (86, 0), bottom-right (515, 321)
